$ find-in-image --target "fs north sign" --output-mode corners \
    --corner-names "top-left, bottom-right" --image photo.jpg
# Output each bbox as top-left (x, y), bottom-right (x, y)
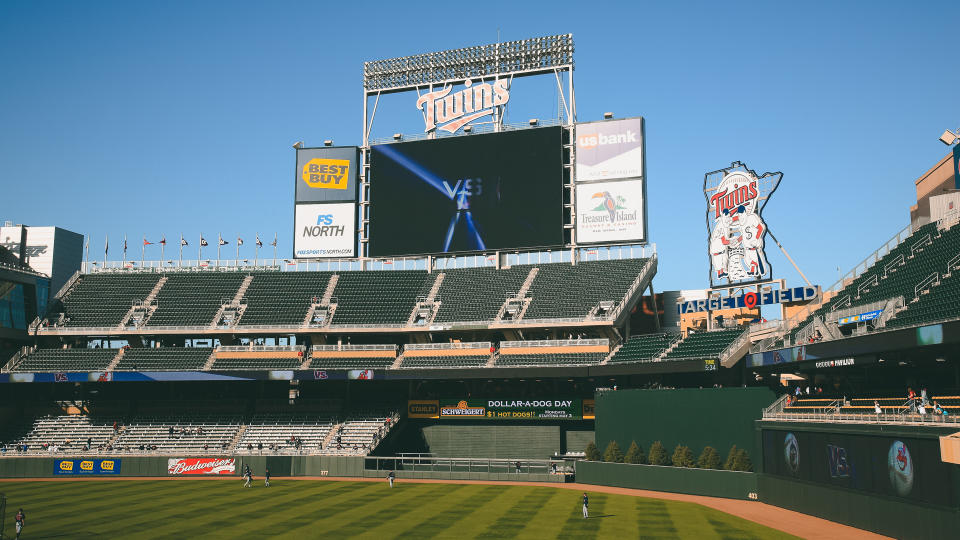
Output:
top-left (678, 285), bottom-right (820, 314)
top-left (416, 79), bottom-right (510, 134)
top-left (704, 162), bottom-right (782, 287)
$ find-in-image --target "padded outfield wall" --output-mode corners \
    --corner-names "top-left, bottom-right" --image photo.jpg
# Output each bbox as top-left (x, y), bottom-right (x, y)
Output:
top-left (757, 420), bottom-right (960, 539)
top-left (594, 387), bottom-right (774, 460)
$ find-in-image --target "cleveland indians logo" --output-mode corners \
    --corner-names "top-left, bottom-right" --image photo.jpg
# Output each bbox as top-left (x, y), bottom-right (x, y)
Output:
top-left (704, 162), bottom-right (782, 287)
top-left (896, 445), bottom-right (908, 471)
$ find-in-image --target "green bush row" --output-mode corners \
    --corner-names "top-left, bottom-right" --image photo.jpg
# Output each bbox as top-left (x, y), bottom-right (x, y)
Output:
top-left (584, 440), bottom-right (752, 471)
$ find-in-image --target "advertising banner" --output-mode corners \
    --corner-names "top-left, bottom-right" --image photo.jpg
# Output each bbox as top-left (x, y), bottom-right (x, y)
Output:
top-left (575, 117), bottom-right (645, 182)
top-left (838, 310), bottom-right (882, 325)
top-left (575, 179), bottom-right (645, 243)
top-left (704, 162), bottom-right (782, 287)
top-left (167, 457), bottom-right (236, 475)
top-left (54, 458), bottom-right (121, 475)
top-left (407, 399), bottom-right (440, 419)
top-left (678, 286), bottom-right (820, 314)
top-left (295, 147), bottom-right (359, 203)
top-left (293, 203), bottom-right (356, 258)
top-left (369, 127), bottom-right (564, 256)
top-left (762, 430), bottom-right (955, 506)
top-left (436, 399), bottom-right (584, 420)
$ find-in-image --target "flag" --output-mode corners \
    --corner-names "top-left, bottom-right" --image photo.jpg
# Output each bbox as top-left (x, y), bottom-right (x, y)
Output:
top-left (160, 236), bottom-right (167, 246)
top-left (256, 235), bottom-right (263, 248)
top-left (143, 238), bottom-right (152, 246)
top-left (180, 235), bottom-right (188, 247)
top-left (123, 237), bottom-right (128, 253)
top-left (219, 236), bottom-right (228, 246)
top-left (270, 238), bottom-right (277, 247)
top-left (105, 237), bottom-right (109, 255)
top-left (200, 236), bottom-right (209, 247)
top-left (237, 237), bottom-right (244, 246)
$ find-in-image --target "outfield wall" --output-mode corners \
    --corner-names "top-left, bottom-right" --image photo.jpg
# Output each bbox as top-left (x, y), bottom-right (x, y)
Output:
top-left (757, 420), bottom-right (960, 538)
top-left (575, 461), bottom-right (757, 500)
top-left (595, 387), bottom-right (774, 462)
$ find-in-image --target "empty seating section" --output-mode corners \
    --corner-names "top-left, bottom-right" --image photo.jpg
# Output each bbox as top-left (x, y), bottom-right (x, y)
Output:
top-left (886, 224), bottom-right (960, 328)
top-left (400, 348), bottom-right (490, 369)
top-left (433, 267), bottom-right (530, 322)
top-left (235, 414), bottom-right (334, 453)
top-left (663, 329), bottom-right (743, 360)
top-left (326, 417), bottom-right (393, 455)
top-left (309, 349), bottom-right (396, 370)
top-left (608, 333), bottom-right (679, 363)
top-left (496, 352), bottom-right (605, 366)
top-left (9, 415), bottom-right (115, 452)
top-left (14, 348), bottom-right (117, 372)
top-left (523, 259), bottom-right (646, 320)
top-left (112, 415), bottom-right (242, 453)
top-left (147, 273), bottom-right (246, 327)
top-left (239, 271), bottom-right (333, 326)
top-left (788, 222), bottom-right (960, 339)
top-left (211, 350), bottom-right (305, 370)
top-left (54, 273), bottom-right (160, 327)
top-left (330, 271), bottom-right (430, 325)
top-left (115, 348), bottom-right (213, 371)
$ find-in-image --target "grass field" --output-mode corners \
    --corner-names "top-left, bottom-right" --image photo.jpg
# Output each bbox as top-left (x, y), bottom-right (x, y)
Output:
top-left (0, 479), bottom-right (798, 539)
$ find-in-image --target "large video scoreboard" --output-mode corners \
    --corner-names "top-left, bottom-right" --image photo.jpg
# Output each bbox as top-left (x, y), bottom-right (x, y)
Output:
top-left (368, 126), bottom-right (565, 257)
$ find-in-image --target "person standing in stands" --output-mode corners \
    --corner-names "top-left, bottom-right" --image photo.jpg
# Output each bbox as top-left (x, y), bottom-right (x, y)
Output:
top-left (582, 492), bottom-right (589, 519)
top-left (15, 507), bottom-right (25, 539)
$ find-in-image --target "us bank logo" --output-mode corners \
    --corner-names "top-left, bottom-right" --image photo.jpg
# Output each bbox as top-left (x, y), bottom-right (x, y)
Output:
top-left (302, 159), bottom-right (350, 190)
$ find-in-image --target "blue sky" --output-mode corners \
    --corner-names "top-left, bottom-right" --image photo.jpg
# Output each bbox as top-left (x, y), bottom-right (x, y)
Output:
top-left (1, 1), bottom-right (958, 292)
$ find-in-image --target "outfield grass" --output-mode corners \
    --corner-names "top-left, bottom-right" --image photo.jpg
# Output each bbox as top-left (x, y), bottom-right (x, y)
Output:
top-left (0, 480), bottom-right (798, 539)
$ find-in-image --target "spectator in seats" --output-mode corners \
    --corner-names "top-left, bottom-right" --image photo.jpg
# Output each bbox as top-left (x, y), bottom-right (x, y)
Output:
top-left (918, 402), bottom-right (927, 416)
top-left (113, 421), bottom-right (118, 432)
top-left (805, 385), bottom-right (811, 395)
top-left (794, 386), bottom-right (802, 397)
top-left (169, 427), bottom-right (174, 437)
top-left (204, 444), bottom-right (209, 452)
top-left (258, 442), bottom-right (263, 453)
top-left (907, 388), bottom-right (917, 412)
top-left (933, 401), bottom-right (944, 417)
top-left (247, 443), bottom-right (253, 451)
top-left (921, 387), bottom-right (930, 407)
top-left (874, 400), bottom-right (882, 415)
top-left (515, 461), bottom-right (521, 473)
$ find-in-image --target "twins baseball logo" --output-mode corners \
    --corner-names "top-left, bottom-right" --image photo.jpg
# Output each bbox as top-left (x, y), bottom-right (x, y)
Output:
top-left (704, 162), bottom-right (782, 286)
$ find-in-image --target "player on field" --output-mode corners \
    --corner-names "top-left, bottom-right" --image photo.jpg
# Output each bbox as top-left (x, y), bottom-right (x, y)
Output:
top-left (387, 470), bottom-right (395, 488)
top-left (15, 507), bottom-right (25, 539)
top-left (582, 492), bottom-right (589, 519)
top-left (243, 465), bottom-right (252, 488)
top-left (264, 467), bottom-right (271, 487)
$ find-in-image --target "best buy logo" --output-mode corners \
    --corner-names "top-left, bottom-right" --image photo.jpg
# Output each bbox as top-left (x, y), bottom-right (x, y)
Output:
top-left (302, 159), bottom-right (349, 190)
top-left (59, 461), bottom-right (74, 471)
top-left (80, 460), bottom-right (94, 471)
top-left (101, 460), bottom-right (115, 471)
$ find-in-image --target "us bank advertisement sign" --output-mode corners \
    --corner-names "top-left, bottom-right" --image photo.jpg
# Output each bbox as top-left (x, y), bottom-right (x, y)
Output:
top-left (295, 147), bottom-right (359, 203)
top-left (575, 179), bottom-right (645, 243)
top-left (575, 117), bottom-right (645, 182)
top-left (294, 203), bottom-right (356, 258)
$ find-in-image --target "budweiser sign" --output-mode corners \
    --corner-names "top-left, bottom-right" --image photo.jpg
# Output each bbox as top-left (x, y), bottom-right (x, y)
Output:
top-left (416, 79), bottom-right (509, 133)
top-left (167, 458), bottom-right (236, 475)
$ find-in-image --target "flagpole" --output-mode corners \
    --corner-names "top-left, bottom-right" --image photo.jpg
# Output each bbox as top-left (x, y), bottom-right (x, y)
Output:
top-left (141, 235), bottom-right (145, 267)
top-left (104, 234), bottom-right (108, 267)
top-left (179, 234), bottom-right (184, 267)
top-left (84, 236), bottom-right (89, 271)
top-left (255, 234), bottom-right (260, 266)
top-left (236, 235), bottom-right (239, 263)
top-left (217, 233), bottom-right (221, 267)
top-left (273, 232), bottom-right (278, 266)
top-left (161, 237), bottom-right (165, 262)
top-left (198, 233), bottom-right (202, 262)
top-left (123, 234), bottom-right (127, 264)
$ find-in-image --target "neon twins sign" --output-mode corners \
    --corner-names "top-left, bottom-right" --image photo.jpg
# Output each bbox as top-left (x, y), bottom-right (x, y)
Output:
top-left (416, 79), bottom-right (510, 134)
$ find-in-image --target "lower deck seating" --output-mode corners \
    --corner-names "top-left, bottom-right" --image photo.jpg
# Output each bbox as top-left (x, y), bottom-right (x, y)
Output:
top-left (235, 414), bottom-right (335, 453)
top-left (662, 328), bottom-right (743, 360)
top-left (308, 355), bottom-right (395, 370)
top-left (4, 415), bottom-right (116, 453)
top-left (112, 415), bottom-right (242, 453)
top-left (399, 354), bottom-right (490, 369)
top-left (210, 351), bottom-right (306, 370)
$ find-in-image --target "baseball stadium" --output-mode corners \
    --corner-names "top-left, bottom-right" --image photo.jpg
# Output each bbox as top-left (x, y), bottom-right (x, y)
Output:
top-left (2, 26), bottom-right (960, 540)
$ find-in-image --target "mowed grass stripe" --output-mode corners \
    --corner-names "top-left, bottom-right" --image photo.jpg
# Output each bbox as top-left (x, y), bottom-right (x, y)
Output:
top-left (146, 481), bottom-right (374, 540)
top-left (321, 483), bottom-right (467, 538)
top-left (635, 498), bottom-right (679, 538)
top-left (1, 480), bottom-right (192, 531)
top-left (555, 493), bottom-right (606, 540)
top-left (244, 481), bottom-right (400, 537)
top-left (79, 480), bottom-right (317, 536)
top-left (394, 484), bottom-right (506, 539)
top-left (474, 486), bottom-right (560, 539)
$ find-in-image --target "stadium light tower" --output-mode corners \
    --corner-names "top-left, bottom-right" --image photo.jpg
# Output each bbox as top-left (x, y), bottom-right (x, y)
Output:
top-left (939, 129), bottom-right (959, 146)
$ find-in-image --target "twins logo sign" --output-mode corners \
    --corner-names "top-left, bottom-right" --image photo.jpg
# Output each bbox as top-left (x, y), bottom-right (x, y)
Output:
top-left (704, 162), bottom-right (782, 287)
